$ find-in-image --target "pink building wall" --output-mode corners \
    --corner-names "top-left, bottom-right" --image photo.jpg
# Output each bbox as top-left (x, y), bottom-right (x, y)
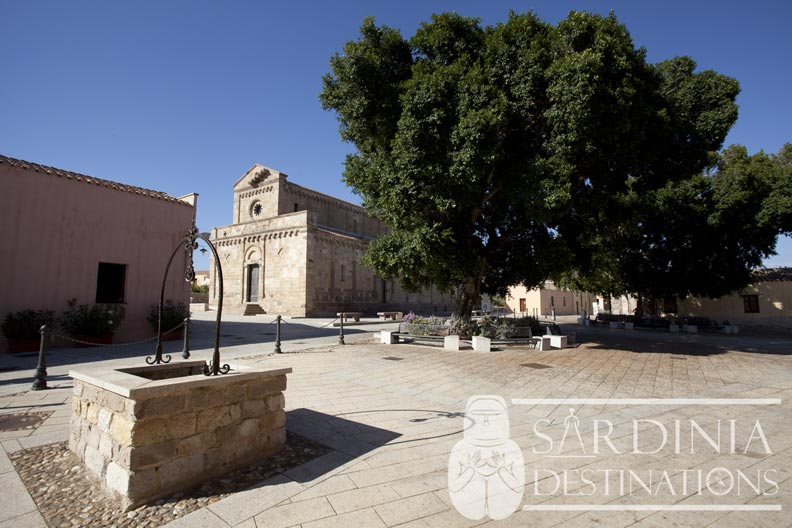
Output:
top-left (0, 156), bottom-right (196, 350)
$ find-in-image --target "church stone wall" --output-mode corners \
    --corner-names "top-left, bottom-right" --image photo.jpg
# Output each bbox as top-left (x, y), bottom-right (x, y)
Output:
top-left (211, 164), bottom-right (453, 317)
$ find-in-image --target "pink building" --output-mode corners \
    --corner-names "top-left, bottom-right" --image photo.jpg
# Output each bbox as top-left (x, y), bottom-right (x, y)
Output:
top-left (0, 155), bottom-right (196, 350)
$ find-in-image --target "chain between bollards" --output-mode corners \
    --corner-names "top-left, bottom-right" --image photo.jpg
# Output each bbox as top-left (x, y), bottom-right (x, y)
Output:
top-left (31, 325), bottom-right (49, 391)
top-left (338, 314), bottom-right (345, 345)
top-left (274, 315), bottom-right (282, 354)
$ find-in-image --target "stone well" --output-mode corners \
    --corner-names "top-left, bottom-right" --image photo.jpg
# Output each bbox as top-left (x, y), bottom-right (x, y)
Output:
top-left (68, 360), bottom-right (291, 510)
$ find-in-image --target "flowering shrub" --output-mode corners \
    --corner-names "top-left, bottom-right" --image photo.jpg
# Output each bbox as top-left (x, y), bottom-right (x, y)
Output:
top-left (1, 310), bottom-right (55, 340)
top-left (403, 313), bottom-right (450, 335)
top-left (59, 299), bottom-right (125, 337)
top-left (475, 316), bottom-right (541, 338)
top-left (146, 300), bottom-right (188, 333)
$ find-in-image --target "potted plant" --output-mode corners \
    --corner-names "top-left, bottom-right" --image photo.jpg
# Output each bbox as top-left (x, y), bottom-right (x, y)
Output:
top-left (59, 299), bottom-right (125, 346)
top-left (146, 300), bottom-right (189, 340)
top-left (1, 310), bottom-right (55, 353)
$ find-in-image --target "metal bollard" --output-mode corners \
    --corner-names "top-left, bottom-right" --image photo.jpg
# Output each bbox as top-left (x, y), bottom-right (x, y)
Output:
top-left (275, 315), bottom-right (282, 354)
top-left (338, 314), bottom-right (345, 345)
top-left (182, 317), bottom-right (190, 359)
top-left (31, 325), bottom-right (49, 391)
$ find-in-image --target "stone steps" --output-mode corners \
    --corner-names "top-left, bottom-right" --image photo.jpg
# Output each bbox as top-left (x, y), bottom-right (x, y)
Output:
top-left (243, 303), bottom-right (266, 316)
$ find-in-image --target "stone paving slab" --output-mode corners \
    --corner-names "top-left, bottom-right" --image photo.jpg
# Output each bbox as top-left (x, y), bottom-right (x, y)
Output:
top-left (1, 317), bottom-right (792, 527)
top-left (0, 470), bottom-right (39, 525)
top-left (0, 511), bottom-right (47, 528)
top-left (207, 474), bottom-right (306, 526)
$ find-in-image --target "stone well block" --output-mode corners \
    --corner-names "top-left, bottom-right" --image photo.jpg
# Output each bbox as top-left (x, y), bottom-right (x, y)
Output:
top-left (69, 360), bottom-right (291, 511)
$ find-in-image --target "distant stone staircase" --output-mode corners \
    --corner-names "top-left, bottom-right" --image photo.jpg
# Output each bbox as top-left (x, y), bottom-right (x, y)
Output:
top-left (243, 303), bottom-right (266, 316)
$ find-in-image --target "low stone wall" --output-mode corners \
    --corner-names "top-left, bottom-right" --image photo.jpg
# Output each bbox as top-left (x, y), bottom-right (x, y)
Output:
top-left (69, 361), bottom-right (290, 510)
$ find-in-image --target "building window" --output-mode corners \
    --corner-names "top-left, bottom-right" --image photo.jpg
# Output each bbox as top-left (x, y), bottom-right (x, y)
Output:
top-left (742, 294), bottom-right (760, 313)
top-left (96, 263), bottom-right (126, 303)
top-left (551, 296), bottom-right (554, 306)
top-left (294, 203), bottom-right (299, 212)
top-left (563, 298), bottom-right (566, 307)
top-left (341, 265), bottom-right (346, 282)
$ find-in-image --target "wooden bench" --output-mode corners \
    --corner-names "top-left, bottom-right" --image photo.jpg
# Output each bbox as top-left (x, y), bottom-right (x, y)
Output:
top-left (337, 312), bottom-right (362, 322)
top-left (377, 311), bottom-right (403, 321)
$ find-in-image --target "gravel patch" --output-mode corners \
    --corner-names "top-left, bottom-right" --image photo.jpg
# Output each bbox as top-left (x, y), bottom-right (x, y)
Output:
top-left (11, 432), bottom-right (331, 527)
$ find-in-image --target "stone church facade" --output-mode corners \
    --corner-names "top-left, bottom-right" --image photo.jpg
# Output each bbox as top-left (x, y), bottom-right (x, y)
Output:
top-left (209, 165), bottom-right (452, 317)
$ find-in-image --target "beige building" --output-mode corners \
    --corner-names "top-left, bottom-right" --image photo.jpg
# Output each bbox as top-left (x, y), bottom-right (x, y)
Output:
top-left (192, 271), bottom-right (210, 288)
top-left (209, 165), bottom-right (452, 316)
top-left (0, 155), bottom-right (196, 348)
top-left (676, 267), bottom-right (792, 328)
top-left (506, 281), bottom-right (597, 318)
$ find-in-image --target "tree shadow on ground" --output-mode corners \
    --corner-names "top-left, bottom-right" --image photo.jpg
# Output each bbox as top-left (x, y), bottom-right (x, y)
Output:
top-left (571, 327), bottom-right (792, 357)
top-left (0, 319), bottom-right (373, 371)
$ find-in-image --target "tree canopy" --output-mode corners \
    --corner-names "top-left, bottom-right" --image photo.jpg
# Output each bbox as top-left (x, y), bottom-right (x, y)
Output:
top-left (565, 143), bottom-right (792, 305)
top-left (320, 11), bottom-right (772, 318)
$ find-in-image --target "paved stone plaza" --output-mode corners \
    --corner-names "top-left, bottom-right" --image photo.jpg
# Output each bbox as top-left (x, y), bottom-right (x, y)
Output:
top-left (1, 313), bottom-right (791, 527)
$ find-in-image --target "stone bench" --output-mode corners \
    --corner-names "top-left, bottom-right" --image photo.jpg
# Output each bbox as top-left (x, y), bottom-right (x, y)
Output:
top-left (337, 312), bottom-right (362, 322)
top-left (377, 311), bottom-right (403, 321)
top-left (491, 337), bottom-right (540, 349)
top-left (391, 333), bottom-right (461, 352)
top-left (472, 335), bottom-right (491, 352)
top-left (380, 330), bottom-right (398, 344)
top-left (548, 335), bottom-right (568, 349)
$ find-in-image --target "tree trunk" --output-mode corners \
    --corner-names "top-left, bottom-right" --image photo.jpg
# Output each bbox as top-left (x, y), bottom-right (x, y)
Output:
top-left (451, 277), bottom-right (481, 322)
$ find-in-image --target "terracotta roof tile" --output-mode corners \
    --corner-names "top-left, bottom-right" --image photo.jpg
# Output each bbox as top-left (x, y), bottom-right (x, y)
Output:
top-left (752, 267), bottom-right (792, 282)
top-left (0, 154), bottom-right (192, 206)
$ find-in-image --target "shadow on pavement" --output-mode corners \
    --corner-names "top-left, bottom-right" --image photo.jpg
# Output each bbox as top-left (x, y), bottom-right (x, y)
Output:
top-left (285, 407), bottom-right (402, 463)
top-left (572, 326), bottom-right (792, 356)
top-left (0, 319), bottom-right (375, 372)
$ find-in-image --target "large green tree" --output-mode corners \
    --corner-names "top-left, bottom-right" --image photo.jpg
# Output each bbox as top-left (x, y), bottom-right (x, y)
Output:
top-left (320, 11), bottom-right (741, 319)
top-left (567, 143), bottom-right (792, 311)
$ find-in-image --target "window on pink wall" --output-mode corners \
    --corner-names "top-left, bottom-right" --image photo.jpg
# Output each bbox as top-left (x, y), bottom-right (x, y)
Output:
top-left (96, 263), bottom-right (126, 303)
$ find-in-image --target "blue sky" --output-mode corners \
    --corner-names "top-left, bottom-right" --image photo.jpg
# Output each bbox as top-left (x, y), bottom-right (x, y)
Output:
top-left (2, 0), bottom-right (790, 270)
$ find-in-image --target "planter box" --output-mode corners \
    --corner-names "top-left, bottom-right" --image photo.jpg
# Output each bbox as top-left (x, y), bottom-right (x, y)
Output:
top-left (75, 332), bottom-right (114, 347)
top-left (6, 338), bottom-right (40, 353)
top-left (69, 360), bottom-right (291, 510)
top-left (159, 329), bottom-right (184, 342)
